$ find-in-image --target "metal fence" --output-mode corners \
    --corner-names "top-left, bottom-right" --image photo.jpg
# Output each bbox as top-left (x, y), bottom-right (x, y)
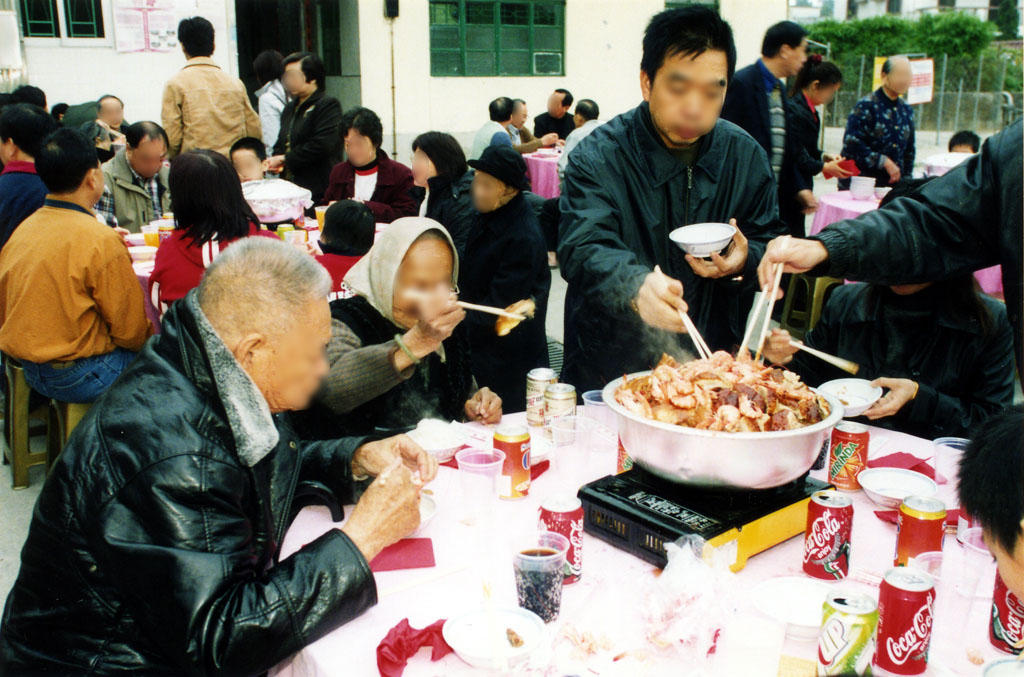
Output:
top-left (821, 51), bottom-right (1023, 135)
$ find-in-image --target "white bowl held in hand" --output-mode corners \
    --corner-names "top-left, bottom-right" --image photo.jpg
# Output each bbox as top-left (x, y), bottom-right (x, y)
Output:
top-left (406, 418), bottom-right (467, 462)
top-left (128, 245), bottom-right (158, 262)
top-left (818, 378), bottom-right (882, 418)
top-left (857, 467), bottom-right (938, 509)
top-left (669, 222), bottom-right (737, 258)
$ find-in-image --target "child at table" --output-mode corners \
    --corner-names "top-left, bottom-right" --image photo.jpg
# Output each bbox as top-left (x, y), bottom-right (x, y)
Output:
top-left (958, 406), bottom-right (1024, 599)
top-left (229, 136), bottom-right (270, 183)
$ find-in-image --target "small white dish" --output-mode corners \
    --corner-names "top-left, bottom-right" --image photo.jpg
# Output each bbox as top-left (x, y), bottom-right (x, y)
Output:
top-left (849, 176), bottom-right (876, 201)
top-left (857, 467), bottom-right (937, 509)
top-left (669, 222), bottom-right (737, 257)
top-left (125, 233), bottom-right (146, 247)
top-left (751, 576), bottom-right (830, 641)
top-left (442, 606), bottom-right (545, 670)
top-left (415, 493), bottom-right (438, 535)
top-left (818, 378), bottom-right (883, 418)
top-left (874, 186), bottom-right (892, 201)
top-left (407, 418), bottom-right (467, 463)
top-left (128, 245), bottom-right (158, 263)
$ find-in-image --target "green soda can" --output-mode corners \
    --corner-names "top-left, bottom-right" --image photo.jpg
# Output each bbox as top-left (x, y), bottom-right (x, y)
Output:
top-left (817, 590), bottom-right (878, 676)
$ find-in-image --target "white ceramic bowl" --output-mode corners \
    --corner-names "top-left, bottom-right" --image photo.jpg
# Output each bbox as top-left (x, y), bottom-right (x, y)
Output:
top-left (751, 576), bottom-right (830, 641)
top-left (849, 176), bottom-right (876, 201)
top-left (874, 186), bottom-right (892, 201)
top-left (857, 467), bottom-right (938, 509)
top-left (818, 378), bottom-right (883, 418)
top-left (669, 222), bottom-right (737, 257)
top-left (128, 245), bottom-right (158, 262)
top-left (442, 607), bottom-right (545, 670)
top-left (406, 418), bottom-right (467, 463)
top-left (125, 233), bottom-right (146, 247)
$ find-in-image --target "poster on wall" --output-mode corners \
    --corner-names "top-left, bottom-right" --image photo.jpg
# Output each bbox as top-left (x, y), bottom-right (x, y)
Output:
top-left (114, 0), bottom-right (180, 53)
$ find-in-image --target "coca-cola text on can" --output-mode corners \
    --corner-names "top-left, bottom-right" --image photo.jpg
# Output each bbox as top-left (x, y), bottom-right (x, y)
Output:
top-left (538, 493), bottom-right (584, 584)
top-left (894, 496), bottom-right (946, 567)
top-left (874, 566), bottom-right (936, 675)
top-left (803, 490), bottom-right (853, 580)
top-left (827, 421), bottom-right (869, 491)
top-left (526, 368), bottom-right (557, 428)
top-left (991, 571), bottom-right (1024, 655)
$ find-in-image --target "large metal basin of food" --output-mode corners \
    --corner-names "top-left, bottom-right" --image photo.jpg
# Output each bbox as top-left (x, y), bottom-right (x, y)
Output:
top-left (601, 372), bottom-right (844, 490)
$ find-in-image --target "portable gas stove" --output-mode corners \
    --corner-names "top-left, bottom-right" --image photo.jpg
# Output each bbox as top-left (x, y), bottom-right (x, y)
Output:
top-left (579, 466), bottom-right (831, 571)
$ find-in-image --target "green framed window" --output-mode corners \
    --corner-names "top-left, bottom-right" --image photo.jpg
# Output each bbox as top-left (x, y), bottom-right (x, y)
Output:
top-left (19, 0), bottom-right (59, 37)
top-left (63, 0), bottom-right (104, 38)
top-left (429, 0), bottom-right (565, 77)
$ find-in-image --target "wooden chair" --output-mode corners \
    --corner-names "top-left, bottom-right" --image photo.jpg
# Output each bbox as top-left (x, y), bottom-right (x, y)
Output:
top-left (47, 400), bottom-right (92, 468)
top-left (780, 274), bottom-right (844, 342)
top-left (3, 356), bottom-right (51, 489)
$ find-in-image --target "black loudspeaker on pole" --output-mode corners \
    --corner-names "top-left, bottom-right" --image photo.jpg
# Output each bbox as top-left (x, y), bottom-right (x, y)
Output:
top-left (384, 0), bottom-right (399, 19)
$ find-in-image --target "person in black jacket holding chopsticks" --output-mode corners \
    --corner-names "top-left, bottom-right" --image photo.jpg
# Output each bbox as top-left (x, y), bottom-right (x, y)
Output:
top-left (268, 52), bottom-right (342, 203)
top-left (783, 55), bottom-right (853, 237)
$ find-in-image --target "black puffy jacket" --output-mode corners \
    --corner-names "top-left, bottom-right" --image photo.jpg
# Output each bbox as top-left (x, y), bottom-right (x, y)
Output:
top-left (557, 102), bottom-right (787, 393)
top-left (0, 292), bottom-right (376, 675)
top-left (412, 169), bottom-right (477, 260)
top-left (273, 89), bottom-right (343, 204)
top-left (812, 120), bottom-right (1023, 378)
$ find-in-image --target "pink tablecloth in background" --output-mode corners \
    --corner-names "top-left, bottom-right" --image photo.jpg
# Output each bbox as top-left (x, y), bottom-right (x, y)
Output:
top-left (523, 151), bottom-right (561, 199)
top-left (270, 414), bottom-right (1004, 676)
top-left (809, 191), bottom-right (1004, 296)
top-left (133, 261), bottom-right (161, 334)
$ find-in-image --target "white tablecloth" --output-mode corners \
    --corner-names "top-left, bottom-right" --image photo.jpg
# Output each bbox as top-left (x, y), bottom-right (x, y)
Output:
top-left (271, 413), bottom-right (1007, 676)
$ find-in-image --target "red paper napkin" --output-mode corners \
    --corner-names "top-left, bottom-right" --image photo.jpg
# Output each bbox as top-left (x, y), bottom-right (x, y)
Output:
top-left (823, 158), bottom-right (860, 179)
top-left (377, 618), bottom-right (453, 677)
top-left (369, 538), bottom-right (435, 573)
top-left (874, 508), bottom-right (960, 527)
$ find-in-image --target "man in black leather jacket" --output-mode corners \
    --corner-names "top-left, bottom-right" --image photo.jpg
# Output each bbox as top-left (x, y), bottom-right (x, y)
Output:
top-left (557, 6), bottom-right (787, 392)
top-left (0, 237), bottom-right (435, 675)
top-left (759, 120), bottom-right (1023, 379)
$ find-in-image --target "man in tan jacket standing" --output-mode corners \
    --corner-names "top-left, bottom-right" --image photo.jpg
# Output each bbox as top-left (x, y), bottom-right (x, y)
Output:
top-left (161, 17), bottom-right (260, 158)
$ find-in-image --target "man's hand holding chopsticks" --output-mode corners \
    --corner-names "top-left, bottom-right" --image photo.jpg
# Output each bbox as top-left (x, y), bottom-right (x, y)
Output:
top-left (634, 267), bottom-right (688, 333)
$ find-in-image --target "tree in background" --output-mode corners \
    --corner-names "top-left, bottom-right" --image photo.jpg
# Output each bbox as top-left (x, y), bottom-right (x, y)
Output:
top-left (992, 0), bottom-right (1021, 41)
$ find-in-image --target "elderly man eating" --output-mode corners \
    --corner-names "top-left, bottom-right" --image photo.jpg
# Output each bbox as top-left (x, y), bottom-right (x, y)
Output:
top-left (0, 237), bottom-right (435, 674)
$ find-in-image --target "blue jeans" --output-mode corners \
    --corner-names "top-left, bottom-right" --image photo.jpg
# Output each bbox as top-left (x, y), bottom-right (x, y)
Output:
top-left (21, 348), bottom-right (136, 404)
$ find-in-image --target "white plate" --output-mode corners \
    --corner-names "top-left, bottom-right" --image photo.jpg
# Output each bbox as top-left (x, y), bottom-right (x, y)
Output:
top-left (818, 378), bottom-right (883, 417)
top-left (751, 576), bottom-right (830, 641)
top-left (414, 493), bottom-right (438, 535)
top-left (857, 467), bottom-right (937, 509)
top-left (442, 607), bottom-right (545, 670)
top-left (669, 223), bottom-right (737, 257)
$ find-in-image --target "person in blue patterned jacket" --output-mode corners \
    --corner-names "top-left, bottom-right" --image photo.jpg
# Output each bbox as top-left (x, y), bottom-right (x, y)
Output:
top-left (840, 56), bottom-right (915, 188)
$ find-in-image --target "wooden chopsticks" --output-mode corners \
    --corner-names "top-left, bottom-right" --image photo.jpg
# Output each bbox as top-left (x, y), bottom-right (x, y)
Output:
top-left (754, 236), bottom-right (790, 362)
top-left (402, 290), bottom-right (526, 321)
top-left (653, 266), bottom-right (712, 361)
top-left (788, 340), bottom-right (860, 375)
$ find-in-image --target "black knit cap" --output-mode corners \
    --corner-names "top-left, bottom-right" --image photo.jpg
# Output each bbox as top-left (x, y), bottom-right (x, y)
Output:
top-left (467, 144), bottom-right (530, 191)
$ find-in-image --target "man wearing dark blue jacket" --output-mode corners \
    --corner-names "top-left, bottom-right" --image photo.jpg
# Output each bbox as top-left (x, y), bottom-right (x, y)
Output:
top-left (557, 6), bottom-right (787, 393)
top-left (0, 103), bottom-right (57, 250)
top-left (721, 21), bottom-right (811, 237)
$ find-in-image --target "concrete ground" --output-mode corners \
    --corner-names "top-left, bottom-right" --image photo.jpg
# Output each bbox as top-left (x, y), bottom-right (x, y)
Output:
top-left (0, 126), bottom-right (1003, 601)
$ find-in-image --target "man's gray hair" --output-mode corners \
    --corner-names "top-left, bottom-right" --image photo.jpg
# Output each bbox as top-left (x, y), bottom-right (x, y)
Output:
top-left (198, 237), bottom-right (331, 338)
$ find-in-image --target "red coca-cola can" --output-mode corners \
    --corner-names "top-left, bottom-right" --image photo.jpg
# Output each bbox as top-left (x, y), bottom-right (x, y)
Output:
top-left (874, 567), bottom-right (936, 675)
top-left (803, 490), bottom-right (853, 580)
top-left (538, 494), bottom-right (583, 584)
top-left (991, 571), bottom-right (1024, 654)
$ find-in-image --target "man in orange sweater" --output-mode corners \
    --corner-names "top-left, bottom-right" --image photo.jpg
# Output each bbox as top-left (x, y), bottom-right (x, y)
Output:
top-left (0, 128), bottom-right (152, 403)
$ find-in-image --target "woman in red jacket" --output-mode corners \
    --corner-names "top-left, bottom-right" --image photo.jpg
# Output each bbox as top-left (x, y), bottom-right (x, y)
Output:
top-left (149, 150), bottom-right (278, 316)
top-left (322, 107), bottom-right (417, 223)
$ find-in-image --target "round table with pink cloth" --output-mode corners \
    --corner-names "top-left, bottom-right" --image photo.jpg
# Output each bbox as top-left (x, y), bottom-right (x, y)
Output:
top-left (268, 411), bottom-right (1008, 676)
top-left (523, 150), bottom-right (561, 199)
top-left (810, 190), bottom-right (1004, 297)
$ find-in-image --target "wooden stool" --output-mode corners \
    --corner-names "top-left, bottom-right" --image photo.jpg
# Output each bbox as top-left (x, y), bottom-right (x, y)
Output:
top-left (47, 400), bottom-right (92, 468)
top-left (781, 274), bottom-right (844, 342)
top-left (3, 356), bottom-right (51, 489)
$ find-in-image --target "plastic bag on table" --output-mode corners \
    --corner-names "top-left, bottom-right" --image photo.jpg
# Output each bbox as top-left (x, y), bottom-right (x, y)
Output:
top-left (642, 535), bottom-right (733, 661)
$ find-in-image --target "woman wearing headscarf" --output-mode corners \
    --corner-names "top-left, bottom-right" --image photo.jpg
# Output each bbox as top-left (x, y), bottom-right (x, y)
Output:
top-left (294, 217), bottom-right (502, 439)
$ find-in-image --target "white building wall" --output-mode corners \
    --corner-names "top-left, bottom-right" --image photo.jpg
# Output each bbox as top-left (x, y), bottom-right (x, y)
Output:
top-left (356, 0), bottom-right (787, 157)
top-left (20, 0), bottom-right (237, 124)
